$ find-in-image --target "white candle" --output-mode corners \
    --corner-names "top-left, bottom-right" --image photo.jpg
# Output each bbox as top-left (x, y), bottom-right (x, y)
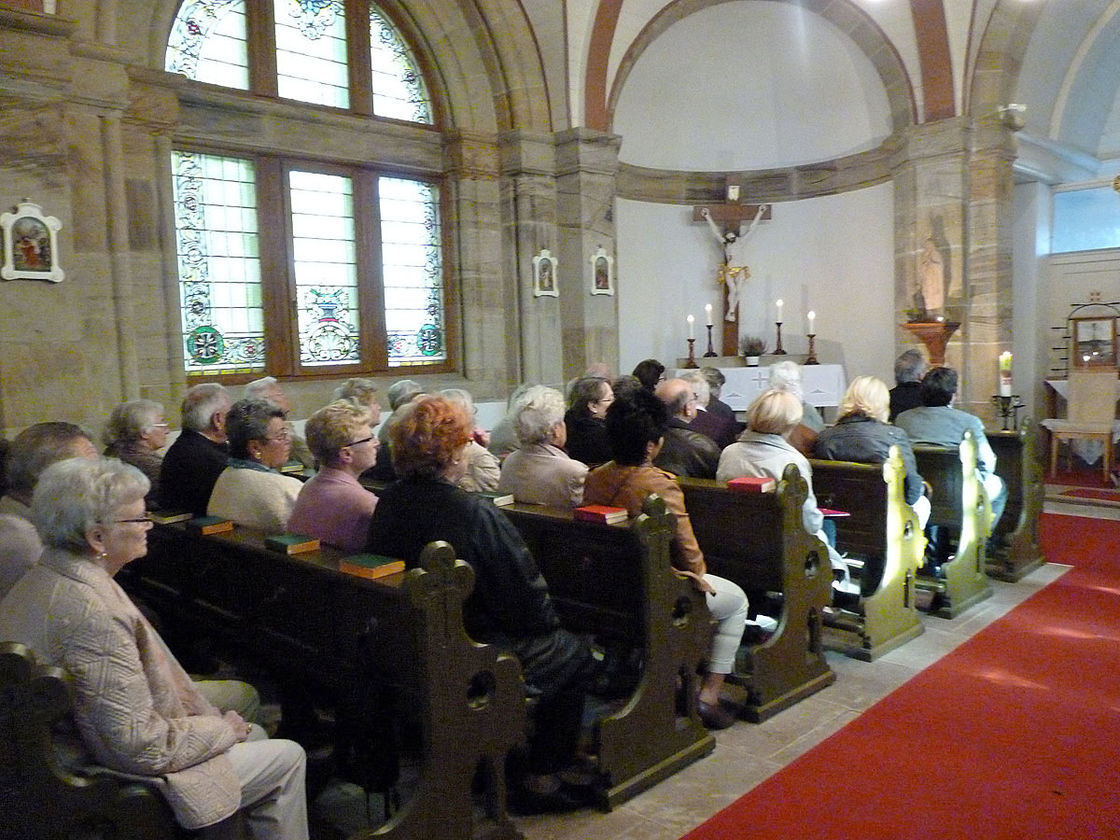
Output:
top-left (705, 303), bottom-right (713, 326)
top-left (999, 351), bottom-right (1013, 397)
top-left (807, 310), bottom-right (816, 333)
top-left (687, 314), bottom-right (695, 339)
top-left (776, 299), bottom-right (784, 322)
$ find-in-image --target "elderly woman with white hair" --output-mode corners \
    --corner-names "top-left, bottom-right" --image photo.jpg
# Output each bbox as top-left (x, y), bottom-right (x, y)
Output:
top-left (440, 388), bottom-right (501, 492)
top-left (103, 399), bottom-right (170, 508)
top-left (0, 457), bottom-right (308, 838)
top-left (497, 385), bottom-right (589, 507)
top-left (287, 400), bottom-right (379, 552)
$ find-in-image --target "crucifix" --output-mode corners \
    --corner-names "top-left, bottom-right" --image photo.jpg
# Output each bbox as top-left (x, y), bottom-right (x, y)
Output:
top-left (693, 179), bottom-right (771, 355)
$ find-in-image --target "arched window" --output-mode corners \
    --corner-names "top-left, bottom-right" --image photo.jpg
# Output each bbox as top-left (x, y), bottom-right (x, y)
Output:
top-left (166, 0), bottom-right (443, 377)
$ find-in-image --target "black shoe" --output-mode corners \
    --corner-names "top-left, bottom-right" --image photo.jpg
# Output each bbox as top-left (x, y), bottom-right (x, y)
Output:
top-left (508, 783), bottom-right (588, 815)
top-left (831, 589), bottom-right (861, 612)
top-left (697, 699), bottom-right (736, 730)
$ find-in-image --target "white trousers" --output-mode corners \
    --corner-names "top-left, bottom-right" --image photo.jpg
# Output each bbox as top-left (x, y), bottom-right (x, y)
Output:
top-left (703, 573), bottom-right (749, 675)
top-left (200, 738), bottom-right (309, 840)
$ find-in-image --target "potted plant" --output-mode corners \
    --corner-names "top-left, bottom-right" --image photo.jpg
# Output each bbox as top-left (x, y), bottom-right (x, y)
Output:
top-left (739, 335), bottom-right (766, 366)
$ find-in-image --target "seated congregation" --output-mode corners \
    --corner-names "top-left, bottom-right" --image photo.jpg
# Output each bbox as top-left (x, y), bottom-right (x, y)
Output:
top-left (0, 351), bottom-right (1033, 837)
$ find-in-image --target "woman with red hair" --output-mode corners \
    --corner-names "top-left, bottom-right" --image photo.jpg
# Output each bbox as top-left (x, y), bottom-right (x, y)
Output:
top-left (366, 395), bottom-right (600, 814)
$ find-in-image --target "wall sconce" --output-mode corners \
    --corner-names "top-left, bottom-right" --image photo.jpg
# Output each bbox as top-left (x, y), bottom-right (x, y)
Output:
top-left (998, 103), bottom-right (1027, 131)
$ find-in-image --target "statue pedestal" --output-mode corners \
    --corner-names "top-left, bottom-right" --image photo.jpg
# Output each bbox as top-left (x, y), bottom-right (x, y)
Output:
top-left (902, 320), bottom-right (960, 366)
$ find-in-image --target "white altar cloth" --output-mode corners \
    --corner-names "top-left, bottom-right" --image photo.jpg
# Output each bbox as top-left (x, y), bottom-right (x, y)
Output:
top-left (679, 363), bottom-right (846, 412)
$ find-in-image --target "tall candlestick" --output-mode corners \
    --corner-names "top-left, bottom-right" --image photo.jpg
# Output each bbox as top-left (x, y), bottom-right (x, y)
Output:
top-left (705, 303), bottom-right (713, 326)
top-left (776, 298), bottom-right (783, 322)
top-left (807, 310), bottom-right (816, 333)
top-left (687, 314), bottom-right (695, 339)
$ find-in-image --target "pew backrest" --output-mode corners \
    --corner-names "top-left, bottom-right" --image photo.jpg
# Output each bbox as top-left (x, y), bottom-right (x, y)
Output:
top-left (120, 527), bottom-right (525, 840)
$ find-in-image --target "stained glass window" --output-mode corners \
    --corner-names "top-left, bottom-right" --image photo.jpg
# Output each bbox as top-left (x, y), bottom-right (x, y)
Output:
top-left (380, 177), bottom-right (443, 366)
top-left (370, 9), bottom-right (432, 124)
top-left (171, 151), bottom-right (265, 374)
top-left (290, 171), bottom-right (360, 366)
top-left (165, 0), bottom-right (250, 89)
top-left (275, 0), bottom-right (350, 108)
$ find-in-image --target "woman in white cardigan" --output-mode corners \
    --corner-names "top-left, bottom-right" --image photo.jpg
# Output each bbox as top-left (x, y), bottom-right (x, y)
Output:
top-left (208, 398), bottom-right (303, 532)
top-left (0, 457), bottom-right (307, 837)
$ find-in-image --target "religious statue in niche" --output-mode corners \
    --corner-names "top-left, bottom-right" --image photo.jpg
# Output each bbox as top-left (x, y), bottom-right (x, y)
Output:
top-left (909, 214), bottom-right (954, 321)
top-left (1, 200), bottom-right (64, 283)
top-left (700, 204), bottom-right (767, 322)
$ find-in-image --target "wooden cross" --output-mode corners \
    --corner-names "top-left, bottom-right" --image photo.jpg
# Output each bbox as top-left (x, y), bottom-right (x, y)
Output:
top-left (692, 180), bottom-right (772, 355)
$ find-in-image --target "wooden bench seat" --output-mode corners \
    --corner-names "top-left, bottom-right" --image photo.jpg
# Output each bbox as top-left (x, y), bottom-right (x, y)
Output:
top-left (677, 464), bottom-right (836, 722)
top-left (0, 642), bottom-right (182, 840)
top-left (809, 445), bottom-right (926, 661)
top-left (500, 495), bottom-right (715, 811)
top-left (986, 420), bottom-right (1046, 581)
top-left (913, 430), bottom-right (994, 618)
top-left (119, 526), bottom-right (525, 840)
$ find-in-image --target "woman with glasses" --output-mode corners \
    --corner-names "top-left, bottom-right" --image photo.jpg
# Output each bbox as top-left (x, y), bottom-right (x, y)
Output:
top-left (0, 457), bottom-right (309, 838)
top-left (207, 398), bottom-right (303, 532)
top-left (102, 399), bottom-right (170, 509)
top-left (563, 376), bottom-right (615, 467)
top-left (287, 400), bottom-right (379, 552)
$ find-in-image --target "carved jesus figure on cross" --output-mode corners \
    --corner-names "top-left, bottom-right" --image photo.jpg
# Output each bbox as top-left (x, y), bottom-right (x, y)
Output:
top-left (693, 185), bottom-right (770, 355)
top-left (700, 204), bottom-right (767, 323)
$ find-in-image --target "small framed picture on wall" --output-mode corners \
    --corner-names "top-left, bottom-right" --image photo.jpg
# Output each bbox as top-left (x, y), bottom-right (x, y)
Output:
top-left (589, 246), bottom-right (614, 296)
top-left (1, 200), bottom-right (64, 283)
top-left (533, 249), bottom-right (558, 297)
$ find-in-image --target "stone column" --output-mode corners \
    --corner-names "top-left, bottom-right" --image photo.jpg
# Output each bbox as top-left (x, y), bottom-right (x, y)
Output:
top-left (554, 128), bottom-right (621, 382)
top-left (498, 130), bottom-right (563, 389)
top-left (445, 130), bottom-right (509, 398)
top-left (894, 117), bottom-right (1016, 421)
top-left (964, 117), bottom-right (1017, 423)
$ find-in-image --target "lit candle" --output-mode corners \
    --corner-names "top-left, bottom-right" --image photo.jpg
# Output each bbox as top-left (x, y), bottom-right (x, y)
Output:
top-left (999, 351), bottom-right (1012, 397)
top-left (776, 299), bottom-right (784, 322)
top-left (705, 303), bottom-right (713, 326)
top-left (687, 314), bottom-right (695, 339)
top-left (807, 310), bottom-right (816, 333)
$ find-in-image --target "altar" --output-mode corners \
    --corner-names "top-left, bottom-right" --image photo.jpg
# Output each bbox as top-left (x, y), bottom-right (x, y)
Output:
top-left (678, 362), bottom-right (847, 412)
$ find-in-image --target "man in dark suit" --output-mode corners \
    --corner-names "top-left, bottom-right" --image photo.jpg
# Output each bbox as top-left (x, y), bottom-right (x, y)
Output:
top-left (889, 349), bottom-right (927, 422)
top-left (653, 378), bottom-right (721, 478)
top-left (685, 370), bottom-right (737, 450)
top-left (159, 383), bottom-right (231, 514)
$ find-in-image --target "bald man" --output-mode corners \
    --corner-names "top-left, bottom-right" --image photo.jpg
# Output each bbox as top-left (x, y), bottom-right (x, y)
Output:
top-left (653, 378), bottom-right (721, 479)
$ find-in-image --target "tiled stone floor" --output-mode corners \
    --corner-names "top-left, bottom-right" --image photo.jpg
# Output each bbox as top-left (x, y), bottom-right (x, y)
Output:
top-left (515, 498), bottom-right (1101, 840)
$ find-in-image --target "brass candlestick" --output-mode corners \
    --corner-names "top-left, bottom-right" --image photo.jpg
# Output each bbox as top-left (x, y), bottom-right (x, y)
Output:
top-left (990, 394), bottom-right (1023, 431)
top-left (773, 322), bottom-right (787, 355)
top-left (703, 324), bottom-right (717, 357)
top-left (684, 338), bottom-right (699, 368)
top-left (805, 334), bottom-right (819, 365)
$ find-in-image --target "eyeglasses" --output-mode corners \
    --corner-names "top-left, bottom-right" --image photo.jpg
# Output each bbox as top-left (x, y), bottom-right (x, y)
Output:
top-left (345, 435), bottom-right (378, 448)
top-left (264, 429), bottom-right (291, 442)
top-left (104, 514), bottom-right (154, 525)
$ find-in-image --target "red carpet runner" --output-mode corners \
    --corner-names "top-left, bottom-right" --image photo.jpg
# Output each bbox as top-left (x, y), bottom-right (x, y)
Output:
top-left (683, 514), bottom-right (1120, 840)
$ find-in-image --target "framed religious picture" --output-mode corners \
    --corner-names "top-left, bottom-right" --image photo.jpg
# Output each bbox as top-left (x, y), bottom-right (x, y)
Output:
top-left (1070, 315), bottom-right (1117, 368)
top-left (589, 246), bottom-right (614, 296)
top-left (2, 200), bottom-right (64, 283)
top-left (533, 249), bottom-right (558, 297)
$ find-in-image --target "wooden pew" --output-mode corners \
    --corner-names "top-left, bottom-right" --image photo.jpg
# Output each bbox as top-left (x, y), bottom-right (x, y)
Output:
top-left (0, 642), bottom-right (182, 840)
top-left (913, 430), bottom-right (994, 618)
top-left (500, 495), bottom-right (716, 811)
top-left (120, 526), bottom-right (525, 840)
top-left (809, 446), bottom-right (926, 661)
top-left (677, 464), bottom-right (837, 722)
top-left (987, 419), bottom-right (1046, 581)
